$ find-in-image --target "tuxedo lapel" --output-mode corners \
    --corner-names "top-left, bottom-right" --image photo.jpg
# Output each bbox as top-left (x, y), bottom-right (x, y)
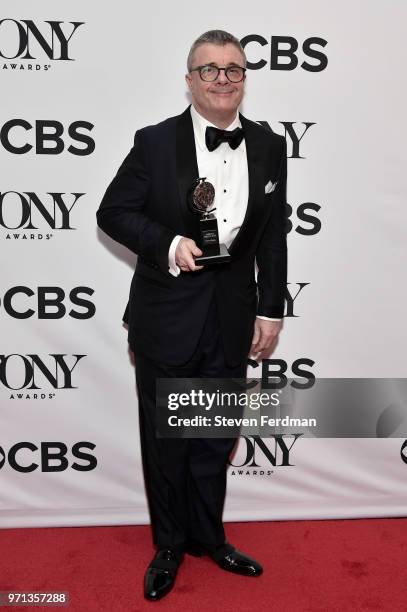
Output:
top-left (176, 106), bottom-right (201, 241)
top-left (229, 113), bottom-right (265, 256)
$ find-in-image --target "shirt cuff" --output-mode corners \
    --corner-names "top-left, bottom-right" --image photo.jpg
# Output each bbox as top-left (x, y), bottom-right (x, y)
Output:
top-left (256, 315), bottom-right (282, 321)
top-left (168, 235), bottom-right (184, 277)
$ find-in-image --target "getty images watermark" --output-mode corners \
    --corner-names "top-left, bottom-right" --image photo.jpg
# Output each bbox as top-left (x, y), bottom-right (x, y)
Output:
top-left (166, 386), bottom-right (316, 432)
top-left (155, 378), bottom-right (407, 438)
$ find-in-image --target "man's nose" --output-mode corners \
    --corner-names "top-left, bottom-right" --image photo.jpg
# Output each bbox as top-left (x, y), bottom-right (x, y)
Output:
top-left (216, 68), bottom-right (229, 84)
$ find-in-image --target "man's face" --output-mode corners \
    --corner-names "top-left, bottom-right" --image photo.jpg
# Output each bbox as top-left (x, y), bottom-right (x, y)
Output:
top-left (186, 43), bottom-right (245, 122)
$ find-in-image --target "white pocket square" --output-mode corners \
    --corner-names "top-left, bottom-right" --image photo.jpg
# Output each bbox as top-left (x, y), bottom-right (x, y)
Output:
top-left (265, 179), bottom-right (278, 194)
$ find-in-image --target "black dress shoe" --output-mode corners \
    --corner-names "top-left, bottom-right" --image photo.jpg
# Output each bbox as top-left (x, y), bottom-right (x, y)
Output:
top-left (190, 541), bottom-right (263, 576)
top-left (144, 548), bottom-right (183, 601)
top-left (213, 543), bottom-right (263, 576)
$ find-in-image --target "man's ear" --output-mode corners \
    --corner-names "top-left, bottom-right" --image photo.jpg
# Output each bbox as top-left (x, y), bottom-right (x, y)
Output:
top-left (185, 73), bottom-right (192, 90)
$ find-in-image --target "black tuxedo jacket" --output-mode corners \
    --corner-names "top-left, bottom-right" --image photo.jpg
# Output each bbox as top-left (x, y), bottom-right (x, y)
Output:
top-left (97, 106), bottom-right (287, 366)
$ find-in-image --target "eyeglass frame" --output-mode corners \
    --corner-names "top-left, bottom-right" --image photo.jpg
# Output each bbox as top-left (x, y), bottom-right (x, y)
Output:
top-left (189, 64), bottom-right (247, 83)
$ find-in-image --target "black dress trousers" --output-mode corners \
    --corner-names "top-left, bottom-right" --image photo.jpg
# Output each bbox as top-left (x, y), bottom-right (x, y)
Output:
top-left (134, 297), bottom-right (247, 554)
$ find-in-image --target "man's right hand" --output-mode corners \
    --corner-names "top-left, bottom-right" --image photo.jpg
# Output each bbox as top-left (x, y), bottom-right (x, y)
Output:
top-left (175, 238), bottom-right (203, 272)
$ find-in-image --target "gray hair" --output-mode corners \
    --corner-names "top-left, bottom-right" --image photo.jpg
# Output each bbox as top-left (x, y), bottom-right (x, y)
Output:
top-left (187, 30), bottom-right (246, 72)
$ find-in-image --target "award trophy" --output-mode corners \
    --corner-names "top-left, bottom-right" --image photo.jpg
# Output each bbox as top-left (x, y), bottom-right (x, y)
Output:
top-left (187, 177), bottom-right (230, 265)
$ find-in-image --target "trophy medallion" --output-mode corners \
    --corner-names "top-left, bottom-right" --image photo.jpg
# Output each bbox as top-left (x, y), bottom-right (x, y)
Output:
top-left (187, 178), bottom-right (230, 265)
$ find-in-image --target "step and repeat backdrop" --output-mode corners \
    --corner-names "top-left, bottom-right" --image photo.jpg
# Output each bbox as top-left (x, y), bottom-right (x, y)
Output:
top-left (1, 1), bottom-right (406, 527)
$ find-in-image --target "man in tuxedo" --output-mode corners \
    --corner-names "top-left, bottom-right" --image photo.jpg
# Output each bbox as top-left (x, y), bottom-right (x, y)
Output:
top-left (97, 29), bottom-right (287, 601)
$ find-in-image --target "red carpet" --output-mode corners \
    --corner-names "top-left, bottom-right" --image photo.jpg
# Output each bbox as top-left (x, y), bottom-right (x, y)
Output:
top-left (0, 519), bottom-right (406, 611)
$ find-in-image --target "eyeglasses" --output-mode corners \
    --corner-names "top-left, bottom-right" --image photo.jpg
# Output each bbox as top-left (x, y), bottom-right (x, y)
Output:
top-left (190, 64), bottom-right (246, 83)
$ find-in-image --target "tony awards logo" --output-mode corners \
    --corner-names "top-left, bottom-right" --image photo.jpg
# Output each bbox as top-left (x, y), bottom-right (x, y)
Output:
top-left (188, 178), bottom-right (230, 264)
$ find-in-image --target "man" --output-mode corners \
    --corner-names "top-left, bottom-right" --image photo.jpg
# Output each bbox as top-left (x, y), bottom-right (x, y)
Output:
top-left (97, 30), bottom-right (287, 601)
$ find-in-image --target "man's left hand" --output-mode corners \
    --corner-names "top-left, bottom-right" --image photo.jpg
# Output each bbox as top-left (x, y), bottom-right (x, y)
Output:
top-left (250, 318), bottom-right (282, 358)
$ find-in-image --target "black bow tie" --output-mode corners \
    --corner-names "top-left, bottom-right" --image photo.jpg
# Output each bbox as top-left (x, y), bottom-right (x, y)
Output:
top-left (205, 126), bottom-right (244, 152)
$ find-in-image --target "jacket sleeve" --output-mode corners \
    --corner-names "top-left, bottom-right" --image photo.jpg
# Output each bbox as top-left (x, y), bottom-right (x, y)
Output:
top-left (255, 136), bottom-right (288, 318)
top-left (96, 129), bottom-right (176, 274)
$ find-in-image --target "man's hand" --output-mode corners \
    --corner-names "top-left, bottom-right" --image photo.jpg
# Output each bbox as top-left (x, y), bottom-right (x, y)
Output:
top-left (250, 318), bottom-right (282, 358)
top-left (175, 238), bottom-right (204, 272)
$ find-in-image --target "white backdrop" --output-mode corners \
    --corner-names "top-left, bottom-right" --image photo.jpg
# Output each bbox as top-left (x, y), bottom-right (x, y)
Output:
top-left (1, 1), bottom-right (406, 528)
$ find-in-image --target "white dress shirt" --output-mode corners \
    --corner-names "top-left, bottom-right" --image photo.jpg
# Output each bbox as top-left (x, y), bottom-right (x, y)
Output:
top-left (168, 105), bottom-right (281, 322)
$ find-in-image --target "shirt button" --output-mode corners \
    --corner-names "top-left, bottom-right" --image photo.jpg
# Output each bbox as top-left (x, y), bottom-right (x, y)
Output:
top-left (223, 219), bottom-right (227, 222)
top-left (223, 189), bottom-right (227, 193)
top-left (224, 160), bottom-right (227, 164)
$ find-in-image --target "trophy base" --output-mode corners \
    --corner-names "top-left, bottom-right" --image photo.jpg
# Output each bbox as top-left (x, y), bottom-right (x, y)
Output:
top-left (195, 243), bottom-right (230, 265)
